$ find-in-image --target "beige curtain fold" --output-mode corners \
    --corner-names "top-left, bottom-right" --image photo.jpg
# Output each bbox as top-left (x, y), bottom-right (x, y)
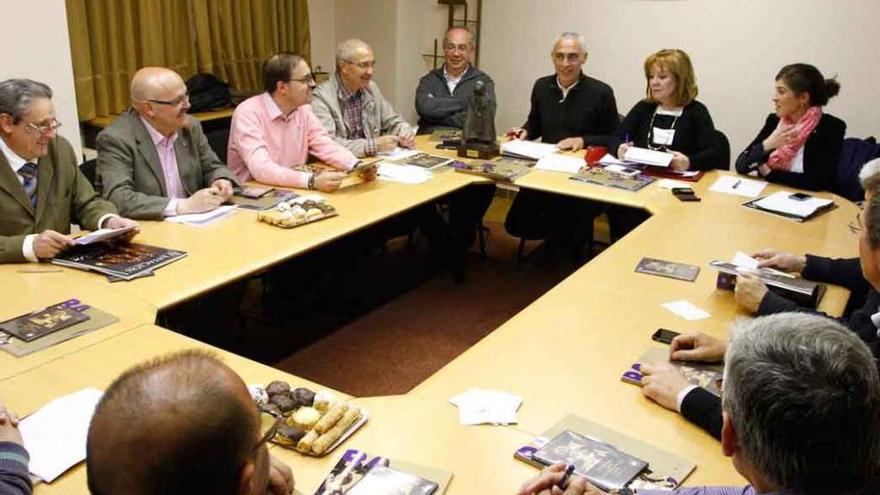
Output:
top-left (67, 0), bottom-right (310, 121)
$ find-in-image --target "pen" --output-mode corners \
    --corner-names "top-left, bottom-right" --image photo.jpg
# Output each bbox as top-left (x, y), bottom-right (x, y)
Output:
top-left (557, 464), bottom-right (575, 490)
top-left (732, 179), bottom-right (742, 189)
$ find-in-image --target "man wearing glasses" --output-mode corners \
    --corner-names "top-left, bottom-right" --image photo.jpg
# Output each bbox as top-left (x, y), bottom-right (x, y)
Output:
top-left (311, 39), bottom-right (416, 158)
top-left (95, 67), bottom-right (239, 220)
top-left (0, 79), bottom-right (139, 264)
top-left (414, 26), bottom-right (496, 135)
top-left (86, 350), bottom-right (294, 495)
top-left (227, 53), bottom-right (375, 192)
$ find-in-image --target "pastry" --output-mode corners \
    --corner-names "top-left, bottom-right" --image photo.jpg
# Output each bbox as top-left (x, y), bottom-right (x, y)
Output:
top-left (291, 407), bottom-right (321, 430)
top-left (313, 391), bottom-right (335, 412)
top-left (248, 385), bottom-right (268, 406)
top-left (296, 430), bottom-right (318, 453)
top-left (266, 381), bottom-right (291, 397)
top-left (313, 403), bottom-right (347, 434)
top-left (263, 404), bottom-right (282, 418)
top-left (311, 408), bottom-right (360, 455)
top-left (291, 387), bottom-right (316, 407)
top-left (274, 425), bottom-right (307, 446)
top-left (269, 394), bottom-right (296, 414)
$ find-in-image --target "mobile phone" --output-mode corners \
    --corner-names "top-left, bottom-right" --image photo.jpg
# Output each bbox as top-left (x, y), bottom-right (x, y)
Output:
top-left (672, 187), bottom-right (701, 202)
top-left (789, 192), bottom-right (812, 201)
top-left (652, 328), bottom-right (680, 344)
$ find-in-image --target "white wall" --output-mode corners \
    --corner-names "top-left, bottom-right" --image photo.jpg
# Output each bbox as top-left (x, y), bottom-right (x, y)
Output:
top-left (481, 0), bottom-right (880, 167)
top-left (0, 0), bottom-right (82, 159)
top-left (308, 0), bottom-right (337, 75)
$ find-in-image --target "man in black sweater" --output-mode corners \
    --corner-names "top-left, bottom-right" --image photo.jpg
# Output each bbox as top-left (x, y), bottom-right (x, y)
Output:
top-left (505, 32), bottom-right (619, 261)
top-left (639, 159), bottom-right (880, 440)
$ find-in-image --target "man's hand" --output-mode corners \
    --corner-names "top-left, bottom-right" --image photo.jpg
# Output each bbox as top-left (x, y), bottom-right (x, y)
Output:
top-left (398, 130), bottom-right (416, 148)
top-left (267, 454), bottom-right (294, 495)
top-left (670, 332), bottom-right (727, 363)
top-left (210, 179), bottom-right (234, 200)
top-left (376, 135), bottom-right (399, 153)
top-left (507, 127), bottom-right (528, 140)
top-left (33, 229), bottom-right (75, 259)
top-left (103, 217), bottom-right (140, 243)
top-left (314, 171), bottom-right (346, 192)
top-left (178, 188), bottom-right (225, 215)
top-left (359, 163), bottom-right (378, 182)
top-left (0, 404), bottom-right (23, 446)
top-left (557, 137), bottom-right (585, 152)
top-left (640, 362), bottom-right (692, 411)
top-left (518, 463), bottom-right (601, 495)
top-left (762, 124), bottom-right (798, 152)
top-left (669, 151), bottom-right (691, 171)
top-left (735, 271), bottom-right (769, 313)
top-left (753, 249), bottom-right (806, 273)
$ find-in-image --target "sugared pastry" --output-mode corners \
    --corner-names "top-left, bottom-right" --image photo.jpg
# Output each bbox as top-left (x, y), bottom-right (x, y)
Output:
top-left (314, 403), bottom-right (348, 434)
top-left (291, 406), bottom-right (321, 430)
top-left (313, 391), bottom-right (335, 412)
top-left (266, 380), bottom-right (291, 397)
top-left (312, 408), bottom-right (361, 455)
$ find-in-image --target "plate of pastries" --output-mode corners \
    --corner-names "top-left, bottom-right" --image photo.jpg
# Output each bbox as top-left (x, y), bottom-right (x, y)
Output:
top-left (251, 380), bottom-right (368, 456)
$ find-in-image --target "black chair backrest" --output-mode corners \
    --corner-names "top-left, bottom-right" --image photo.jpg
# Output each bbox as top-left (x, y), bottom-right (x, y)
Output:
top-left (714, 129), bottom-right (731, 170)
top-left (80, 158), bottom-right (97, 188)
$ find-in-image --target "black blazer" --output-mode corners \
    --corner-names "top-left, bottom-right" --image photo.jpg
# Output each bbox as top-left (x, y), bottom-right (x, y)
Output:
top-left (734, 113), bottom-right (846, 191)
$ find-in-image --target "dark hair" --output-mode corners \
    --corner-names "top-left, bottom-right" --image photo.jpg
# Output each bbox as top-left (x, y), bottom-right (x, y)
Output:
top-left (262, 52), bottom-right (305, 94)
top-left (775, 63), bottom-right (840, 106)
top-left (87, 350), bottom-right (259, 495)
top-left (867, 192), bottom-right (880, 249)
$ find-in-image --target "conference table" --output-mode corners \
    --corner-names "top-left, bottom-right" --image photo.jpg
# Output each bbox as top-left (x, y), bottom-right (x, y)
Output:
top-left (0, 136), bottom-right (858, 493)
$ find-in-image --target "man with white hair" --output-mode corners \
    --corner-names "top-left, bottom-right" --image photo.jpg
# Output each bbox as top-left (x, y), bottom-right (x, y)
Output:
top-left (311, 39), bottom-right (415, 158)
top-left (520, 313), bottom-right (880, 495)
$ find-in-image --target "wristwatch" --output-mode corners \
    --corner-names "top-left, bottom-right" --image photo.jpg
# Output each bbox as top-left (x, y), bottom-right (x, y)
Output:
top-left (307, 173), bottom-right (317, 190)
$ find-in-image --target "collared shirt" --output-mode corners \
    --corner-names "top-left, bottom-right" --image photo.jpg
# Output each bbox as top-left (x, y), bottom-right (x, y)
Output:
top-left (556, 76), bottom-right (580, 102)
top-left (871, 304), bottom-right (880, 338)
top-left (443, 65), bottom-right (468, 94)
top-left (336, 74), bottom-right (377, 156)
top-left (227, 92), bottom-right (358, 188)
top-left (2, 136), bottom-right (115, 262)
top-left (139, 116), bottom-right (185, 217)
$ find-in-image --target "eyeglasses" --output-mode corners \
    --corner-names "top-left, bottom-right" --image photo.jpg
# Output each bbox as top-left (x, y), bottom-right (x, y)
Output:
top-left (148, 94), bottom-right (190, 108)
top-left (289, 73), bottom-right (316, 84)
top-left (23, 119), bottom-right (62, 134)
top-left (553, 52), bottom-right (582, 63)
top-left (253, 415), bottom-right (284, 454)
top-left (850, 204), bottom-right (865, 234)
top-left (344, 59), bottom-right (376, 70)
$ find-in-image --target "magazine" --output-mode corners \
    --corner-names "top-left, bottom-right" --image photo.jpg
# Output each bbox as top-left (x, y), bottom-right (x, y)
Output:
top-left (52, 243), bottom-right (187, 281)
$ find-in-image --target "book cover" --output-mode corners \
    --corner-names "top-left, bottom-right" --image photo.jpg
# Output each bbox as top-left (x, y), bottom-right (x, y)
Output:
top-left (391, 152), bottom-right (453, 169)
top-left (231, 190), bottom-right (297, 211)
top-left (452, 159), bottom-right (531, 182)
top-left (622, 347), bottom-right (723, 396)
top-left (570, 167), bottom-right (655, 192)
top-left (635, 257), bottom-right (700, 282)
top-left (292, 163), bottom-right (366, 189)
top-left (0, 303), bottom-right (89, 342)
top-left (52, 243), bottom-right (187, 280)
top-left (708, 260), bottom-right (826, 308)
top-left (314, 449), bottom-right (450, 495)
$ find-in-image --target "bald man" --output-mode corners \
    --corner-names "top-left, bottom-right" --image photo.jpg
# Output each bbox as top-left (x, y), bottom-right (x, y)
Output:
top-left (95, 67), bottom-right (239, 220)
top-left (87, 350), bottom-right (294, 495)
top-left (311, 39), bottom-right (415, 158)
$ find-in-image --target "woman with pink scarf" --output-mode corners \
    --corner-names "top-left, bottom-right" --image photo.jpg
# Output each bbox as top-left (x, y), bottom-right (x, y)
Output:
top-left (735, 64), bottom-right (845, 191)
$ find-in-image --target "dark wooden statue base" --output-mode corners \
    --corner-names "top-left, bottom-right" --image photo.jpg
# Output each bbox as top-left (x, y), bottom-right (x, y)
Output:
top-left (457, 142), bottom-right (500, 160)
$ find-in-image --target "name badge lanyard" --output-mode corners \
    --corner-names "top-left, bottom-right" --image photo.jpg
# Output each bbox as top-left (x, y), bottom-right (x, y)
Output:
top-left (647, 108), bottom-right (679, 151)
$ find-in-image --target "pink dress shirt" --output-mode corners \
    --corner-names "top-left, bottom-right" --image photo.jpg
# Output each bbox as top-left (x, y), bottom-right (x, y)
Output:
top-left (227, 93), bottom-right (358, 188)
top-left (139, 116), bottom-right (186, 199)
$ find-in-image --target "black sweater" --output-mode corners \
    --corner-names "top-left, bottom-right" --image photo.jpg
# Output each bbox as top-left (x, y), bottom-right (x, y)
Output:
top-left (521, 72), bottom-right (619, 146)
top-left (681, 255), bottom-right (877, 441)
top-left (734, 113), bottom-right (846, 191)
top-left (610, 100), bottom-right (724, 171)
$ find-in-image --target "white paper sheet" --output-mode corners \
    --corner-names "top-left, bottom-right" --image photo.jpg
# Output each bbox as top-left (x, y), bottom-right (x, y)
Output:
top-left (661, 300), bottom-right (711, 321)
top-left (731, 251), bottom-right (759, 269)
top-left (166, 205), bottom-right (238, 227)
top-left (449, 388), bottom-right (523, 426)
top-left (20, 388), bottom-right (104, 483)
top-left (501, 140), bottom-right (558, 160)
top-left (378, 147), bottom-right (420, 160)
top-left (597, 153), bottom-right (637, 167)
top-left (534, 154), bottom-right (584, 174)
top-left (377, 162), bottom-right (433, 184)
top-left (752, 191), bottom-right (834, 218)
top-left (74, 225), bottom-right (137, 245)
top-left (708, 176), bottom-right (767, 198)
top-left (623, 147), bottom-right (674, 167)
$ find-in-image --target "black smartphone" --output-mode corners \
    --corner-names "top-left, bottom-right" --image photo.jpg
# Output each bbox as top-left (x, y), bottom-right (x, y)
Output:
top-left (789, 192), bottom-right (812, 201)
top-left (672, 187), bottom-right (701, 202)
top-left (652, 328), bottom-right (680, 344)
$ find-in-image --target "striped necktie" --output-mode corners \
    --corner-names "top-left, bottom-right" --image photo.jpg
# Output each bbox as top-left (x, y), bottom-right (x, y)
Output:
top-left (18, 162), bottom-right (38, 207)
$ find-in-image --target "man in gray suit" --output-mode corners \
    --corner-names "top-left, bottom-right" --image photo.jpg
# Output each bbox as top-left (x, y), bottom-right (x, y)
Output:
top-left (311, 39), bottom-right (415, 158)
top-left (96, 67), bottom-right (239, 220)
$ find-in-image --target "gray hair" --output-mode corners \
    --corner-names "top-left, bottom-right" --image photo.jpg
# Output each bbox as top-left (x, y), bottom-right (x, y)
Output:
top-left (0, 79), bottom-right (52, 123)
top-left (552, 32), bottom-right (587, 55)
top-left (723, 313), bottom-right (880, 494)
top-left (336, 39), bottom-right (370, 65)
top-left (444, 26), bottom-right (475, 49)
top-left (860, 157), bottom-right (880, 194)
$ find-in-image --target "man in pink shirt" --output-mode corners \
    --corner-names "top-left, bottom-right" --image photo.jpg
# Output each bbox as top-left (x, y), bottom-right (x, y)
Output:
top-left (228, 53), bottom-right (376, 192)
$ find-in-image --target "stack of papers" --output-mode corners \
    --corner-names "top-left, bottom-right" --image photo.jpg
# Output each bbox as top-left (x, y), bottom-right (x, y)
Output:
top-left (74, 226), bottom-right (137, 246)
top-left (708, 176), bottom-right (766, 198)
top-left (597, 153), bottom-right (636, 167)
top-left (20, 388), bottom-right (104, 482)
top-left (377, 162), bottom-right (433, 184)
top-left (449, 388), bottom-right (523, 425)
top-left (623, 147), bottom-right (674, 167)
top-left (167, 205), bottom-right (238, 227)
top-left (661, 300), bottom-right (711, 321)
top-left (378, 147), bottom-right (420, 161)
top-left (501, 140), bottom-right (558, 160)
top-left (729, 251), bottom-right (795, 278)
top-left (534, 154), bottom-right (584, 174)
top-left (750, 191), bottom-right (834, 219)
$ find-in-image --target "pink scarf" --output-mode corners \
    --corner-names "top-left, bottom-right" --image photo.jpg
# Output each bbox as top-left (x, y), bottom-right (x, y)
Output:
top-left (767, 106), bottom-right (822, 171)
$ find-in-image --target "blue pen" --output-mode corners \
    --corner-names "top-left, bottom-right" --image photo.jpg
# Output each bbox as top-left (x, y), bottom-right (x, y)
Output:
top-left (557, 464), bottom-right (575, 489)
top-left (625, 132), bottom-right (630, 144)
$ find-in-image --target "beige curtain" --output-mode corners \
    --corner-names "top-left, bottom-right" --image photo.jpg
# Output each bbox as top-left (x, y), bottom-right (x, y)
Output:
top-left (67, 0), bottom-right (310, 121)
